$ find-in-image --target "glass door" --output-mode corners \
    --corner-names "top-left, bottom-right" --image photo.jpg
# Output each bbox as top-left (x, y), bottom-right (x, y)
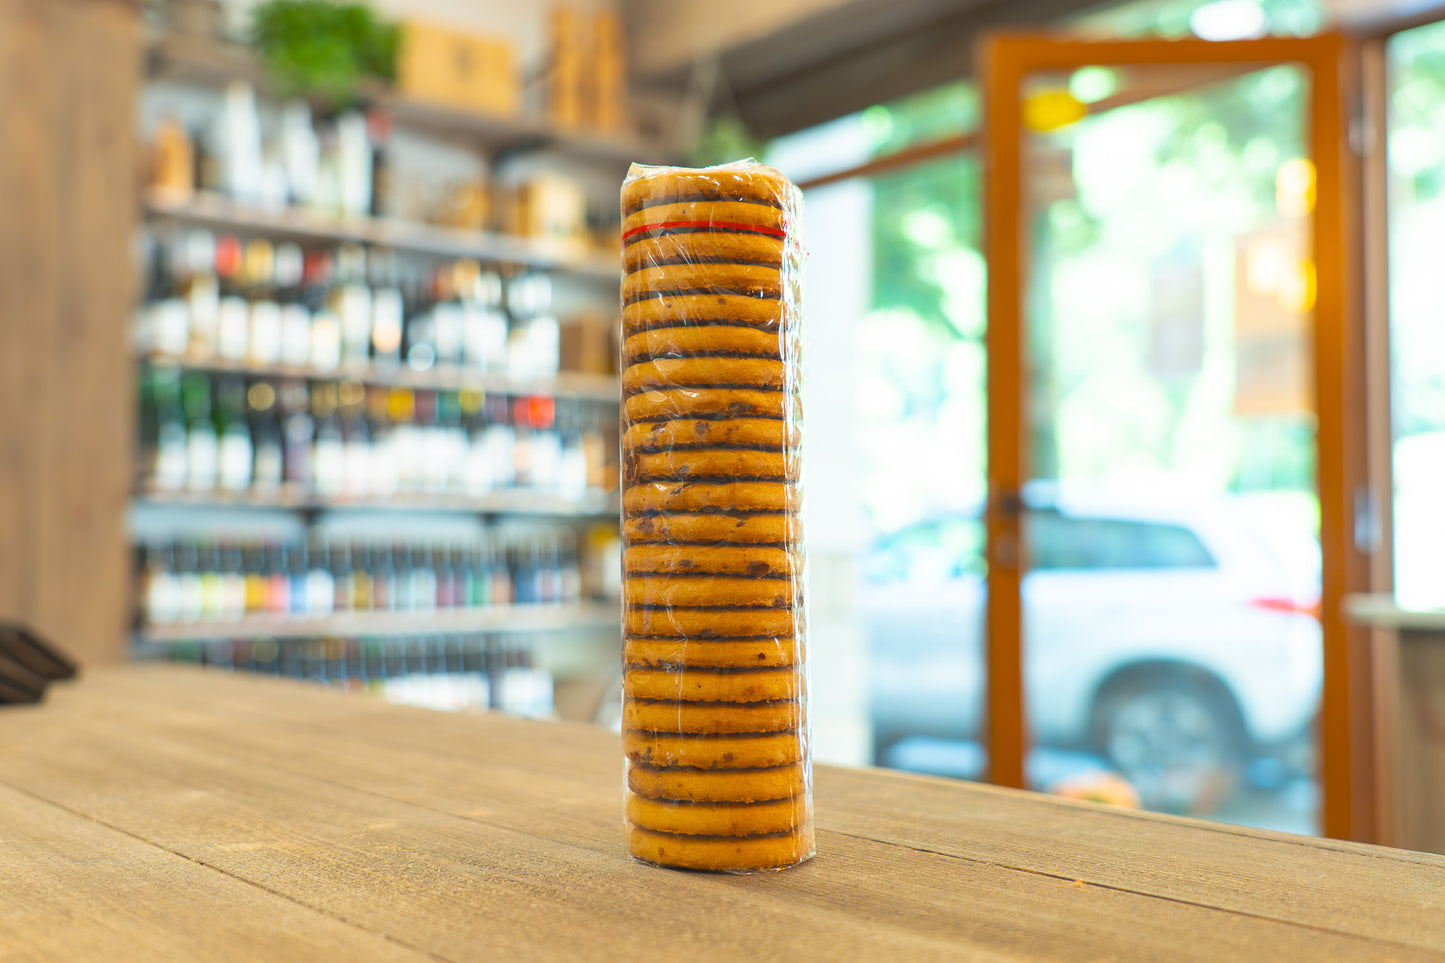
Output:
top-left (983, 36), bottom-right (1360, 837)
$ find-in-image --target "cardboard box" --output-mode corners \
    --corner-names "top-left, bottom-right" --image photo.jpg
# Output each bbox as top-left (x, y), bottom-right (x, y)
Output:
top-left (398, 20), bottom-right (519, 117)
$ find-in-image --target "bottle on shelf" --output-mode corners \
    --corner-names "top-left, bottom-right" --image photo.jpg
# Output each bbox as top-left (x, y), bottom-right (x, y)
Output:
top-left (197, 539), bottom-right (223, 620)
top-left (278, 378), bottom-right (314, 491)
top-left (461, 268), bottom-right (508, 372)
top-left (136, 527), bottom-right (587, 630)
top-left (141, 541), bottom-right (180, 625)
top-left (338, 380), bottom-right (372, 497)
top-left (529, 396), bottom-right (561, 495)
top-left (242, 542), bottom-right (268, 615)
top-left (215, 234), bottom-right (249, 361)
top-left (175, 539), bottom-right (202, 623)
top-left (365, 385), bottom-right (398, 496)
top-left (371, 540), bottom-right (395, 611)
top-left (247, 380), bottom-right (284, 492)
top-left (334, 243), bottom-right (373, 365)
top-left (367, 110), bottom-right (393, 219)
top-left (305, 537), bottom-right (334, 616)
top-left (140, 232), bottom-right (191, 357)
top-left (245, 239), bottom-right (282, 366)
top-left (351, 542), bottom-right (373, 612)
top-left (330, 541), bottom-right (353, 613)
top-left (181, 371), bottom-right (217, 492)
top-left (216, 376), bottom-right (254, 493)
top-left (511, 396), bottom-right (535, 490)
top-left (276, 242), bottom-right (312, 367)
top-left (266, 541), bottom-right (290, 615)
top-left (184, 229), bottom-right (220, 359)
top-left (311, 381), bottom-right (345, 498)
top-left (219, 540), bottom-right (247, 621)
top-left (288, 540), bottom-right (309, 616)
top-left (431, 267), bottom-right (464, 369)
top-left (280, 100), bottom-right (319, 209)
top-left (369, 250), bottom-right (404, 366)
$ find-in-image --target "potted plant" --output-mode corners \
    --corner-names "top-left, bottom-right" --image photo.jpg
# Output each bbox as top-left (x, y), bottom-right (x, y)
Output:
top-left (250, 0), bottom-right (398, 111)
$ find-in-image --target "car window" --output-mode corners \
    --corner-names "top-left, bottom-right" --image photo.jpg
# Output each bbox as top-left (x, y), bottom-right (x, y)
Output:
top-left (1027, 512), bottom-right (1216, 570)
top-left (866, 517), bottom-right (986, 583)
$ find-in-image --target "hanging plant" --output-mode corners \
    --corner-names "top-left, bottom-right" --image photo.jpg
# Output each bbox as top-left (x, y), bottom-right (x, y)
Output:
top-left (250, 0), bottom-right (399, 110)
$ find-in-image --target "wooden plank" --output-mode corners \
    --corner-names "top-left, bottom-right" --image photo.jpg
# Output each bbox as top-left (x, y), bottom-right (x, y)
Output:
top-left (1398, 634), bottom-right (1445, 854)
top-left (816, 766), bottom-right (1445, 951)
top-left (0, 0), bottom-right (137, 667)
top-left (0, 714), bottom-right (1428, 962)
top-left (22, 667), bottom-right (1445, 957)
top-left (0, 782), bottom-right (432, 962)
top-left (0, 0), bottom-right (56, 635)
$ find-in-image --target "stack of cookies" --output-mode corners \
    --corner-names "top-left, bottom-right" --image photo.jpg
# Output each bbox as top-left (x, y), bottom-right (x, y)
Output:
top-left (619, 161), bottom-right (813, 872)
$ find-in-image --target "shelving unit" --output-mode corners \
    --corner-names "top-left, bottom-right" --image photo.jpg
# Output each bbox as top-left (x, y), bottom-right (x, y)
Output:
top-left (143, 192), bottom-right (621, 281)
top-left (145, 35), bottom-right (665, 167)
top-left (136, 601), bottom-right (619, 643)
top-left (133, 488), bottom-right (619, 518)
top-left (133, 29), bottom-right (633, 663)
top-left (139, 351), bottom-right (620, 404)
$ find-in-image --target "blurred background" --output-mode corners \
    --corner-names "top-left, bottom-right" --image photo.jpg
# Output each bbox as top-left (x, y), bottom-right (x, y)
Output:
top-left (2, 0), bottom-right (1443, 851)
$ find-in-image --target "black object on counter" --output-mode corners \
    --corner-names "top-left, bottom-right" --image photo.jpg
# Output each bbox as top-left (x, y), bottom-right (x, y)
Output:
top-left (0, 622), bottom-right (78, 680)
top-left (0, 623), bottom-right (77, 705)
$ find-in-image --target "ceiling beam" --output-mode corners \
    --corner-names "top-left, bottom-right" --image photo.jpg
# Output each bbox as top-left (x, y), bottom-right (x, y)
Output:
top-left (625, 0), bottom-right (1108, 139)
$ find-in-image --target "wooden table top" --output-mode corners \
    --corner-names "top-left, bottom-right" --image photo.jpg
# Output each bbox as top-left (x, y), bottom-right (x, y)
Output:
top-left (3, 666), bottom-right (1443, 961)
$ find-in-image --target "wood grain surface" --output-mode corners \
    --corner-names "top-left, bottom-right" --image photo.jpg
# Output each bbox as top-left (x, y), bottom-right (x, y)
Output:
top-left (1, 665), bottom-right (1442, 961)
top-left (0, 0), bottom-right (138, 666)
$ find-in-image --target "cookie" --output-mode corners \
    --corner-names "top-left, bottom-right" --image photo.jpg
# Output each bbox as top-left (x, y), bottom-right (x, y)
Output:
top-left (622, 512), bottom-right (798, 546)
top-left (622, 481), bottom-right (795, 515)
top-left (622, 166), bottom-right (792, 216)
top-left (625, 604), bottom-right (800, 640)
top-left (624, 730), bottom-right (805, 770)
top-left (622, 697), bottom-right (801, 734)
top-left (624, 262), bottom-right (781, 304)
top-left (623, 231), bottom-right (784, 275)
top-left (628, 825), bottom-right (814, 871)
top-left (624, 387), bottom-right (791, 424)
top-left (624, 544), bottom-right (796, 577)
top-left (626, 794), bottom-right (806, 836)
top-left (624, 294), bottom-right (783, 335)
top-left (622, 199), bottom-right (787, 238)
top-left (624, 574), bottom-right (794, 610)
top-left (624, 665), bottom-right (800, 704)
top-left (622, 358), bottom-right (786, 394)
top-left (624, 636), bottom-right (803, 669)
top-left (626, 449), bottom-right (796, 485)
top-left (624, 417), bottom-right (795, 455)
top-left (623, 325), bottom-right (783, 367)
top-left (626, 762), bottom-right (806, 803)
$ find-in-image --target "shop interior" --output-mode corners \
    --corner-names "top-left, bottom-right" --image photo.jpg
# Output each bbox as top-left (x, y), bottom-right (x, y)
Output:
top-left (4, 0), bottom-right (1445, 860)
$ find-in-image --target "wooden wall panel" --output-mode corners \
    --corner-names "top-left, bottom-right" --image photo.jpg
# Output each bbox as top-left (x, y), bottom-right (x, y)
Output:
top-left (0, 0), bottom-right (139, 666)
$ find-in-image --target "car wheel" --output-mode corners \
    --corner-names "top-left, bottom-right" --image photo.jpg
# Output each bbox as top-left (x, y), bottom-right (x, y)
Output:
top-left (1091, 672), bottom-right (1245, 815)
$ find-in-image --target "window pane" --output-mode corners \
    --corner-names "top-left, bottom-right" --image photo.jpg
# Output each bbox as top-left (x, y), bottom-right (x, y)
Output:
top-left (1018, 63), bottom-right (1321, 834)
top-left (1387, 20), bottom-right (1445, 610)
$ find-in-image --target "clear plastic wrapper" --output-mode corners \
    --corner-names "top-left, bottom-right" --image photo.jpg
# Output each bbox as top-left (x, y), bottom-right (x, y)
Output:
top-left (620, 159), bottom-right (812, 872)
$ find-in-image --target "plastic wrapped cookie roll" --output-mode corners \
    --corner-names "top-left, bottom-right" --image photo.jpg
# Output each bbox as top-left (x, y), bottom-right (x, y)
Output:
top-left (619, 159), bottom-right (813, 872)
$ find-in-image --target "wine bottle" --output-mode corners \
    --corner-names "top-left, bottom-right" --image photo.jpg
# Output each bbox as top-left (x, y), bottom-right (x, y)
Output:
top-left (248, 380), bottom-right (284, 491)
top-left (182, 372), bottom-right (217, 492)
top-left (246, 239), bottom-right (282, 365)
top-left (215, 376), bottom-right (254, 493)
top-left (215, 234), bottom-right (249, 361)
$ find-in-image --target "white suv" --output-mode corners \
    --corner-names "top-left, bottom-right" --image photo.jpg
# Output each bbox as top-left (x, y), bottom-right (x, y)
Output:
top-left (862, 486), bottom-right (1321, 813)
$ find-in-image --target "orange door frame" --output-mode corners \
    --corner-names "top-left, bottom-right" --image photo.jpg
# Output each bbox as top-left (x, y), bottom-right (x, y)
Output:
top-left (980, 34), bottom-right (1367, 840)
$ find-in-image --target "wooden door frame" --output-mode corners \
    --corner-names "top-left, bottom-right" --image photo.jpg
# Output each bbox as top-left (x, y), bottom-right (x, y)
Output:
top-left (980, 34), bottom-right (1370, 841)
